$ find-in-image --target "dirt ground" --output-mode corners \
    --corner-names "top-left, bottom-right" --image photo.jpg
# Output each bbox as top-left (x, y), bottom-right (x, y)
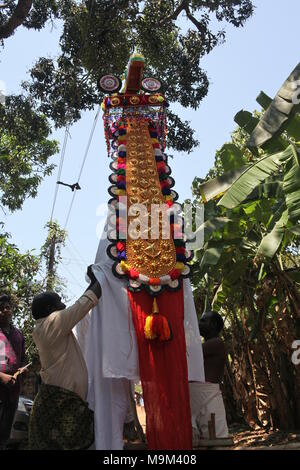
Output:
top-left (124, 407), bottom-right (300, 450)
top-left (230, 423), bottom-right (300, 450)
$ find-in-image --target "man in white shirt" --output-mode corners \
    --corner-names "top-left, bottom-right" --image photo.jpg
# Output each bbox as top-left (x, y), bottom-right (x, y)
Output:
top-left (29, 269), bottom-right (102, 450)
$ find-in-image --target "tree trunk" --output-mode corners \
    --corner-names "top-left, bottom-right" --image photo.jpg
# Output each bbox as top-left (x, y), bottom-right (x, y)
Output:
top-left (0, 1), bottom-right (33, 40)
top-left (259, 333), bottom-right (294, 429)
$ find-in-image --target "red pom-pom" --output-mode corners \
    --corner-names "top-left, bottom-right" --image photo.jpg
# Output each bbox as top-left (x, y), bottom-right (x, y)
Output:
top-left (116, 241), bottom-right (125, 252)
top-left (129, 268), bottom-right (139, 279)
top-left (156, 161), bottom-right (166, 171)
top-left (160, 180), bottom-right (170, 189)
top-left (169, 269), bottom-right (181, 280)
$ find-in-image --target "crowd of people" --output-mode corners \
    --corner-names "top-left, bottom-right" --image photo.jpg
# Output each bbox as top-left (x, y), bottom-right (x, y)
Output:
top-left (0, 270), bottom-right (229, 450)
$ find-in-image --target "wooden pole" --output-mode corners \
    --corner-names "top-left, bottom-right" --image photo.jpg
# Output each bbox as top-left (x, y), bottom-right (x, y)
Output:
top-left (46, 228), bottom-right (56, 291)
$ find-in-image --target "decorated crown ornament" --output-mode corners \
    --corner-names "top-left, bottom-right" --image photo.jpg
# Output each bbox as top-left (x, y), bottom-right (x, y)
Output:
top-left (100, 53), bottom-right (193, 299)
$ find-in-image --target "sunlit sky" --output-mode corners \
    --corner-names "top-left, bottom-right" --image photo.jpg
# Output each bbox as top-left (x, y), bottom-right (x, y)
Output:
top-left (1, 0), bottom-right (299, 302)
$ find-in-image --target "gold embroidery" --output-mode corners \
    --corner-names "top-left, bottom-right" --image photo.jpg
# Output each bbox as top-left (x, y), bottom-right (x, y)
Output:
top-left (126, 119), bottom-right (176, 277)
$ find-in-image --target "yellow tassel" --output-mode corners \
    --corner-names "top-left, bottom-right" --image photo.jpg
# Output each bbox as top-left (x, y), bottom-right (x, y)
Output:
top-left (116, 189), bottom-right (126, 196)
top-left (175, 262), bottom-right (185, 271)
top-left (120, 261), bottom-right (130, 272)
top-left (144, 315), bottom-right (156, 340)
top-left (144, 298), bottom-right (172, 342)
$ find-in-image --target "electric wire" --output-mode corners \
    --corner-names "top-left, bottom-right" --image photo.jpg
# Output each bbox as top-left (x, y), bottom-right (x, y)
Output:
top-left (60, 262), bottom-right (85, 290)
top-left (50, 126), bottom-right (70, 222)
top-left (67, 236), bottom-right (89, 264)
top-left (64, 105), bottom-right (101, 230)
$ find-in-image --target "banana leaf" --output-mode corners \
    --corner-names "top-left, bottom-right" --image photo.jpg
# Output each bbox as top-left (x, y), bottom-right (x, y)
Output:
top-left (198, 166), bottom-right (249, 202)
top-left (212, 283), bottom-right (227, 311)
top-left (234, 110), bottom-right (259, 134)
top-left (256, 209), bottom-right (289, 258)
top-left (282, 148), bottom-right (300, 220)
top-left (199, 245), bottom-right (224, 271)
top-left (218, 145), bottom-right (296, 209)
top-left (288, 225), bottom-right (300, 236)
top-left (247, 63), bottom-right (300, 149)
top-left (193, 217), bottom-right (231, 240)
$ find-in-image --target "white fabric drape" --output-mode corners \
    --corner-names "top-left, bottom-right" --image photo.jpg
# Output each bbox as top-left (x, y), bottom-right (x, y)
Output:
top-left (75, 228), bottom-right (205, 449)
top-left (189, 382), bottom-right (229, 439)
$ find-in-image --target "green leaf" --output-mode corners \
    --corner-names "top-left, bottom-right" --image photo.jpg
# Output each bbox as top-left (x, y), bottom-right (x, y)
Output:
top-left (194, 217), bottom-right (231, 240)
top-left (234, 110), bottom-right (259, 134)
top-left (219, 143), bottom-right (246, 172)
top-left (258, 263), bottom-right (266, 281)
top-left (212, 283), bottom-right (226, 311)
top-left (282, 149), bottom-right (300, 220)
top-left (284, 114), bottom-right (300, 141)
top-left (256, 91), bottom-right (272, 110)
top-left (288, 225), bottom-right (300, 236)
top-left (198, 166), bottom-right (249, 202)
top-left (200, 246), bottom-right (224, 270)
top-left (247, 63), bottom-right (300, 149)
top-left (218, 145), bottom-right (295, 209)
top-left (257, 209), bottom-right (289, 258)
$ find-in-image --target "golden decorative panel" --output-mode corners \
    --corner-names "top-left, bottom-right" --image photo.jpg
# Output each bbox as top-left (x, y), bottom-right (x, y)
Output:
top-left (126, 119), bottom-right (176, 278)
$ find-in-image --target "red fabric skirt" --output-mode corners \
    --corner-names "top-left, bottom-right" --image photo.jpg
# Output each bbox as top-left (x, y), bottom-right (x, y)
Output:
top-left (128, 287), bottom-right (192, 450)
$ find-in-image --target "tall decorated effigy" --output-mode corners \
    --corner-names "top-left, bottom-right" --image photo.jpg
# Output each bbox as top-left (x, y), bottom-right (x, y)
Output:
top-left (99, 53), bottom-right (193, 450)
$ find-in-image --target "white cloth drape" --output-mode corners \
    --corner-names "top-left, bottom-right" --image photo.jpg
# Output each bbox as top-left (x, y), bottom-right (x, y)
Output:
top-left (75, 229), bottom-right (205, 449)
top-left (189, 382), bottom-right (229, 439)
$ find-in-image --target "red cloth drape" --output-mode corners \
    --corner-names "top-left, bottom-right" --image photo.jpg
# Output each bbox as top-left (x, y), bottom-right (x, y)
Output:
top-left (128, 287), bottom-right (192, 450)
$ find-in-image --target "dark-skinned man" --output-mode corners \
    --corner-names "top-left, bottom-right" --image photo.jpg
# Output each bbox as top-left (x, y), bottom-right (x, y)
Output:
top-left (28, 267), bottom-right (102, 450)
top-left (0, 294), bottom-right (26, 449)
top-left (189, 310), bottom-right (229, 444)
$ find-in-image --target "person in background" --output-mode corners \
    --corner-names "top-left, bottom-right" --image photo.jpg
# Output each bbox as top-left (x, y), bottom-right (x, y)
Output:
top-left (0, 294), bottom-right (26, 449)
top-left (28, 267), bottom-right (102, 450)
top-left (189, 310), bottom-right (229, 444)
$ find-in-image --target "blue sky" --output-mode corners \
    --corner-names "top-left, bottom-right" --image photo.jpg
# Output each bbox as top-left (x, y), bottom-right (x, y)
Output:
top-left (1, 0), bottom-right (299, 302)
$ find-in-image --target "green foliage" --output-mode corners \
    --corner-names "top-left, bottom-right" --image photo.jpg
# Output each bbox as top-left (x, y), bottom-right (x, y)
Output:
top-left (218, 144), bottom-right (298, 212)
top-left (0, 220), bottom-right (68, 362)
top-left (1, 0), bottom-right (254, 152)
top-left (40, 220), bottom-right (67, 291)
top-left (0, 95), bottom-right (58, 212)
top-left (190, 72), bottom-right (300, 345)
top-left (0, 226), bottom-right (43, 362)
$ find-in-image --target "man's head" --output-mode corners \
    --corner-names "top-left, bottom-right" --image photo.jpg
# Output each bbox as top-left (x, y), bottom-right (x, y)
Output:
top-left (0, 293), bottom-right (12, 327)
top-left (31, 292), bottom-right (66, 320)
top-left (199, 310), bottom-right (224, 339)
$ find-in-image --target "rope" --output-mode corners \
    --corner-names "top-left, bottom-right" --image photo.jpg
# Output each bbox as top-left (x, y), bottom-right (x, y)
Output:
top-left (50, 126), bottom-right (70, 222)
top-left (64, 105), bottom-right (101, 230)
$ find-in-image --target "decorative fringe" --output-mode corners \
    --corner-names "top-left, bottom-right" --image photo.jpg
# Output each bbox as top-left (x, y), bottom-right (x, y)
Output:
top-left (144, 298), bottom-right (172, 342)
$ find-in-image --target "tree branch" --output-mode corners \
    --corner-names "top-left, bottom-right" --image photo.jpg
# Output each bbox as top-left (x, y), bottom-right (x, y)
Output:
top-left (160, 0), bottom-right (188, 25)
top-left (0, 0), bottom-right (33, 40)
top-left (185, 5), bottom-right (206, 35)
